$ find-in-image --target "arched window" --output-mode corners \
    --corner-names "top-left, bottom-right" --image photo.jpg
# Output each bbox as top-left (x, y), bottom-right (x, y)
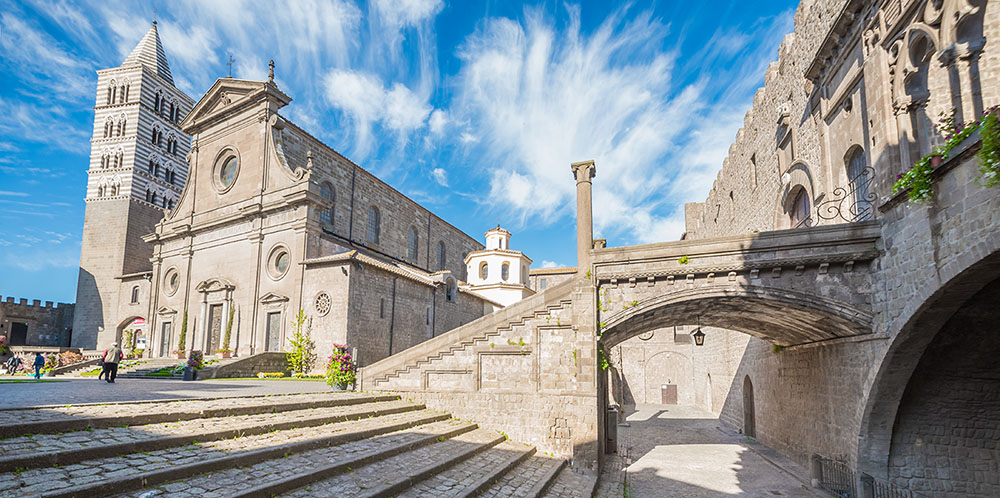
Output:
top-left (150, 191), bottom-right (156, 205)
top-left (145, 188), bottom-right (151, 202)
top-left (123, 84), bottom-right (129, 103)
top-left (106, 85), bottom-right (113, 105)
top-left (501, 262), bottom-right (510, 281)
top-left (790, 189), bottom-right (811, 228)
top-left (366, 206), bottom-right (380, 245)
top-left (104, 119), bottom-right (112, 138)
top-left (407, 227), bottom-right (419, 260)
top-left (110, 84), bottom-right (117, 105)
top-left (170, 103), bottom-right (176, 122)
top-left (479, 262), bottom-right (488, 280)
top-left (130, 286), bottom-right (139, 304)
top-left (445, 278), bottom-right (456, 302)
top-left (320, 182), bottom-right (335, 231)
top-left (437, 241), bottom-right (446, 270)
top-left (119, 85), bottom-right (126, 104)
top-left (154, 91), bottom-right (161, 113)
top-left (846, 147), bottom-right (872, 222)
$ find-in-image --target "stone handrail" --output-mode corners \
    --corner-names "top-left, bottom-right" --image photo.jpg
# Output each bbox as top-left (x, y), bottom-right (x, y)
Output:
top-left (360, 276), bottom-right (580, 388)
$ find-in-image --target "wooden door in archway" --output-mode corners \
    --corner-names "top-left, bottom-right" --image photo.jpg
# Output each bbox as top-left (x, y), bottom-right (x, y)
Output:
top-left (743, 375), bottom-right (756, 438)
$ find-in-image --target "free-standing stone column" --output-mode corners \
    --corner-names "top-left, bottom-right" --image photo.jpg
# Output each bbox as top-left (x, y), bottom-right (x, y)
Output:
top-left (571, 160), bottom-right (596, 274)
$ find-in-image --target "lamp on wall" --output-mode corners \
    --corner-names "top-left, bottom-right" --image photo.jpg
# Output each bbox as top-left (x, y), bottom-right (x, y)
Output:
top-left (692, 316), bottom-right (706, 346)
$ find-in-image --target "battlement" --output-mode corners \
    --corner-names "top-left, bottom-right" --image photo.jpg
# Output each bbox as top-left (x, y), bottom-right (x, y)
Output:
top-left (0, 296), bottom-right (73, 309)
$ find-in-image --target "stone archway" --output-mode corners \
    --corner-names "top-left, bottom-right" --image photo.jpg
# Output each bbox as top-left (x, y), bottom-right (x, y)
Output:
top-left (743, 375), bottom-right (756, 438)
top-left (857, 250), bottom-right (1000, 492)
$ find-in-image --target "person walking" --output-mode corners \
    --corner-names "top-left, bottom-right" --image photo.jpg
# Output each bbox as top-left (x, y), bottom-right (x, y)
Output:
top-left (104, 343), bottom-right (123, 383)
top-left (98, 347), bottom-right (109, 380)
top-left (33, 353), bottom-right (45, 380)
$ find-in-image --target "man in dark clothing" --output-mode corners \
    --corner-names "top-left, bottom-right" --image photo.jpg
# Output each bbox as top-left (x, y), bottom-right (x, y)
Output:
top-left (104, 343), bottom-right (123, 383)
top-left (33, 353), bottom-right (45, 379)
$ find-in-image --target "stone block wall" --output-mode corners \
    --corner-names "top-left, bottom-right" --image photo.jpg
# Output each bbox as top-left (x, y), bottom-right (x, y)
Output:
top-left (0, 297), bottom-right (74, 347)
top-left (362, 278), bottom-right (602, 472)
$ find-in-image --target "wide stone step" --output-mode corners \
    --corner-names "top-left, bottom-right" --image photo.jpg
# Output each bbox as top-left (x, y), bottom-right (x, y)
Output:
top-left (0, 408), bottom-right (451, 498)
top-left (0, 399), bottom-right (422, 472)
top-left (278, 427), bottom-right (506, 498)
top-left (478, 455), bottom-right (566, 498)
top-left (112, 418), bottom-right (477, 498)
top-left (395, 439), bottom-right (536, 497)
top-left (540, 465), bottom-right (598, 498)
top-left (0, 392), bottom-right (395, 437)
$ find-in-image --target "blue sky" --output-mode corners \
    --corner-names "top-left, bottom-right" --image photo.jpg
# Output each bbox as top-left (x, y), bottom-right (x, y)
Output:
top-left (0, 0), bottom-right (797, 303)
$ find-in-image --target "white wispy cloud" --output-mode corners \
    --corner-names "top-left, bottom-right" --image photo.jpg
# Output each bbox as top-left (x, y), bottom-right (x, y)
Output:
top-left (0, 191), bottom-right (29, 197)
top-left (324, 68), bottom-right (433, 154)
top-left (431, 167), bottom-right (448, 186)
top-left (540, 260), bottom-right (565, 269)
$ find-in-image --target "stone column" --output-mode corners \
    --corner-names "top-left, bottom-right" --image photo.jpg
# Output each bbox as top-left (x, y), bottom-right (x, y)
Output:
top-left (571, 160), bottom-right (597, 274)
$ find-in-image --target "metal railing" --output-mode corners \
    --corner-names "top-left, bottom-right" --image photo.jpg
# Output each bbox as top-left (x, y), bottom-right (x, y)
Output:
top-left (816, 166), bottom-right (876, 224)
top-left (811, 455), bottom-right (924, 498)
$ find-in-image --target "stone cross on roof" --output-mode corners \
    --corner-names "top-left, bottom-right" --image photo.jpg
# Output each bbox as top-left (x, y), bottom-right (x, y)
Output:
top-left (123, 22), bottom-right (174, 85)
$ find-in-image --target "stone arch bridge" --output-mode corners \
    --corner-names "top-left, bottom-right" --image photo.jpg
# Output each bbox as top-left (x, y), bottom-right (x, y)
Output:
top-left (361, 218), bottom-right (885, 471)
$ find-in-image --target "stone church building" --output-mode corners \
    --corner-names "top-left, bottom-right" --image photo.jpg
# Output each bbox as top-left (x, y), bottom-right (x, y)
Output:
top-left (72, 23), bottom-right (504, 367)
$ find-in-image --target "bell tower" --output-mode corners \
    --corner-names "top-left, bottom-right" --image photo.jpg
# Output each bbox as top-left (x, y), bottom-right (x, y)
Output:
top-left (72, 22), bottom-right (195, 349)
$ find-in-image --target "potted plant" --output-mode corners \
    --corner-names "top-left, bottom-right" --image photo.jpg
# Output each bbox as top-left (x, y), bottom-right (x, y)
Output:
top-left (325, 344), bottom-right (356, 391)
top-left (215, 348), bottom-right (232, 359)
top-left (184, 350), bottom-right (204, 381)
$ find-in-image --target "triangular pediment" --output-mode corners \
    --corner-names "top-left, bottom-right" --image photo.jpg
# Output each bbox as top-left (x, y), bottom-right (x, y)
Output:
top-left (181, 78), bottom-right (291, 134)
top-left (156, 306), bottom-right (178, 315)
top-left (259, 292), bottom-right (289, 304)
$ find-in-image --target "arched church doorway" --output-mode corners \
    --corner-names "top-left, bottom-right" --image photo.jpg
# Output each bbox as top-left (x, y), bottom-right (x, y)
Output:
top-left (743, 375), bottom-right (755, 438)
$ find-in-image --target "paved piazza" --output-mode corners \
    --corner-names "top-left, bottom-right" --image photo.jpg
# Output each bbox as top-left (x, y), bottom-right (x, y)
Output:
top-left (0, 377), bottom-right (331, 409)
top-left (598, 404), bottom-right (828, 498)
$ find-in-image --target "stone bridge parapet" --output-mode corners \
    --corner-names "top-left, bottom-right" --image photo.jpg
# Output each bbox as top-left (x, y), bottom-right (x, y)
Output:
top-left (593, 221), bottom-right (882, 347)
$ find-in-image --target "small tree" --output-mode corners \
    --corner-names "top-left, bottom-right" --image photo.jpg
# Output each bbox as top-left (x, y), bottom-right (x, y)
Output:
top-left (220, 301), bottom-right (235, 353)
top-left (286, 309), bottom-right (316, 374)
top-left (176, 310), bottom-right (188, 352)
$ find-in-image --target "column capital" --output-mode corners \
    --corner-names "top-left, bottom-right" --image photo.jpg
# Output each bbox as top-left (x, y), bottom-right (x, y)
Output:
top-left (571, 160), bottom-right (596, 183)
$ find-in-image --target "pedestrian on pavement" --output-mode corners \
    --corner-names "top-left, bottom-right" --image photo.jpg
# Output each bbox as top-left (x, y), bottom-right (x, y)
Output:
top-left (5, 355), bottom-right (20, 375)
top-left (104, 343), bottom-right (123, 383)
top-left (32, 353), bottom-right (45, 380)
top-left (98, 347), bottom-right (109, 380)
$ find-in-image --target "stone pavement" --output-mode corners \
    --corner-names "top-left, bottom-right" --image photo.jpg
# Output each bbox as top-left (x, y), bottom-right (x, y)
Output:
top-left (597, 404), bottom-right (832, 498)
top-left (0, 377), bottom-right (331, 409)
top-left (0, 390), bottom-right (587, 497)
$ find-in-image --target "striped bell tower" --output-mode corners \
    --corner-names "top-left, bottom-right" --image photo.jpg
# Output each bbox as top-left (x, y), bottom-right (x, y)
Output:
top-left (72, 22), bottom-right (195, 349)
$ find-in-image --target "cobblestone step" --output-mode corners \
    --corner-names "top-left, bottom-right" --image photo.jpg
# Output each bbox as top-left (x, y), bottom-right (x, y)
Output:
top-left (0, 399), bottom-right (422, 472)
top-left (0, 392), bottom-right (396, 437)
top-left (395, 439), bottom-right (536, 497)
top-left (540, 465), bottom-right (598, 498)
top-left (0, 407), bottom-right (450, 498)
top-left (279, 427), bottom-right (507, 498)
top-left (478, 454), bottom-right (566, 498)
top-left (114, 418), bottom-right (478, 498)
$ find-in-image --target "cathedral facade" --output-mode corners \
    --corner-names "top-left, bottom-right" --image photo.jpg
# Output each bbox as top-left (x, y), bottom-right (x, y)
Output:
top-left (73, 24), bottom-right (499, 368)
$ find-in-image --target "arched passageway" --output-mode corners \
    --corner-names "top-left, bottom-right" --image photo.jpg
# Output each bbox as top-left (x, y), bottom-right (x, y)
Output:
top-left (858, 251), bottom-right (1000, 497)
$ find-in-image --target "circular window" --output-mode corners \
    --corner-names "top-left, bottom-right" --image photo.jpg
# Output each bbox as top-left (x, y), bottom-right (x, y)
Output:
top-left (213, 150), bottom-right (240, 193)
top-left (314, 292), bottom-right (331, 316)
top-left (267, 245), bottom-right (290, 280)
top-left (164, 268), bottom-right (180, 295)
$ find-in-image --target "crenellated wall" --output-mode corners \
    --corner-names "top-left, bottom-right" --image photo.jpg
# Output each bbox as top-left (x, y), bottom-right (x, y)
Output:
top-left (0, 296), bottom-right (75, 348)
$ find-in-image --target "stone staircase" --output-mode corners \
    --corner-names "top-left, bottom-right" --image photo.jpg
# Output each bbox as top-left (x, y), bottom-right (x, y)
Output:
top-left (362, 277), bottom-right (577, 390)
top-left (0, 392), bottom-right (594, 497)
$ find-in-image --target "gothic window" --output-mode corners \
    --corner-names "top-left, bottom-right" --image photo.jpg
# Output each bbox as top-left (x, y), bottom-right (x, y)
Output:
top-left (104, 119), bottom-right (112, 138)
top-left (154, 91), bottom-right (161, 113)
top-left (846, 147), bottom-right (872, 222)
top-left (119, 85), bottom-right (126, 104)
top-left (124, 84), bottom-right (129, 103)
top-left (130, 286), bottom-right (139, 304)
top-left (501, 262), bottom-right (510, 281)
top-left (110, 84), bottom-right (117, 105)
top-left (106, 84), bottom-right (113, 105)
top-left (319, 182), bottom-right (335, 231)
top-left (150, 191), bottom-right (156, 205)
top-left (790, 189), bottom-right (812, 228)
top-left (407, 227), bottom-right (419, 260)
top-left (170, 103), bottom-right (176, 121)
top-left (437, 241), bottom-right (446, 270)
top-left (145, 188), bottom-right (151, 202)
top-left (168, 199), bottom-right (174, 209)
top-left (366, 206), bottom-right (380, 245)
top-left (479, 262), bottom-right (488, 280)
